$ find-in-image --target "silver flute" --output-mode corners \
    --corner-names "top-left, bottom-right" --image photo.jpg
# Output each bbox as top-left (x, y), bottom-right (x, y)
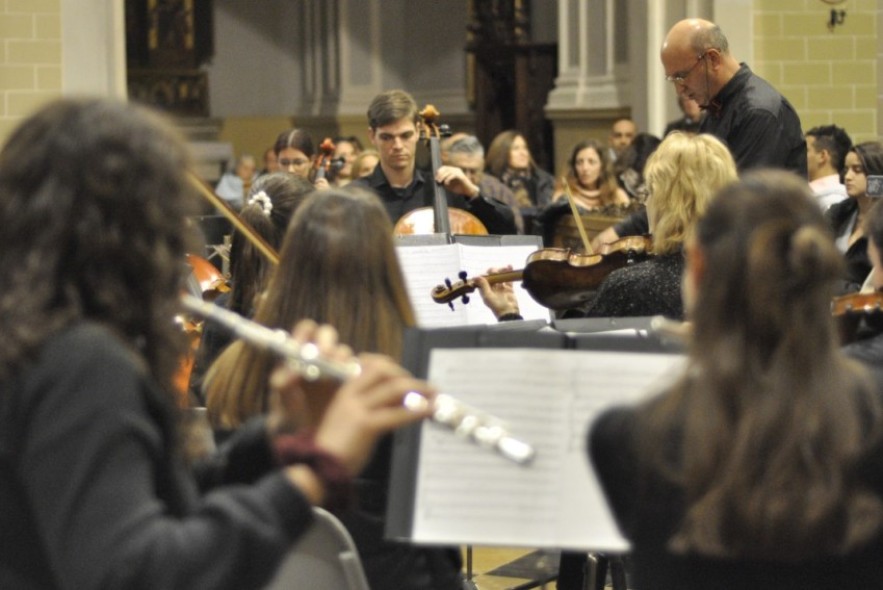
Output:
top-left (181, 294), bottom-right (536, 465)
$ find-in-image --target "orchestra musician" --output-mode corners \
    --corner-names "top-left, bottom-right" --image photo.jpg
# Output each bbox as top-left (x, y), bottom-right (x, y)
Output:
top-left (202, 187), bottom-right (465, 589)
top-left (350, 89), bottom-right (517, 235)
top-left (274, 127), bottom-right (331, 190)
top-left (0, 97), bottom-right (434, 589)
top-left (188, 172), bottom-right (315, 399)
top-left (589, 170), bottom-right (883, 589)
top-left (477, 132), bottom-right (737, 321)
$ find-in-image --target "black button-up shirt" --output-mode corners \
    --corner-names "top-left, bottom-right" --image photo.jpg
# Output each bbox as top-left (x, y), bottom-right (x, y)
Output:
top-left (352, 165), bottom-right (517, 235)
top-left (700, 63), bottom-right (807, 177)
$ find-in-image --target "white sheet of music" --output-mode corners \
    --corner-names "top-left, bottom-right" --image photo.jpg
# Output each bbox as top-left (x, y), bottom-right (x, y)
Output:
top-left (395, 243), bottom-right (551, 327)
top-left (409, 348), bottom-right (685, 550)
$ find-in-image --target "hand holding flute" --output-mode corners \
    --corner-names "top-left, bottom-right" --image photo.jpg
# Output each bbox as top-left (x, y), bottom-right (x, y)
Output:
top-left (183, 294), bottom-right (536, 465)
top-left (267, 319), bottom-right (435, 504)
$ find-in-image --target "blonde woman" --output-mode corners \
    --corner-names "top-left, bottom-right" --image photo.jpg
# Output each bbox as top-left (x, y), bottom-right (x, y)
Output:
top-left (579, 132), bottom-right (737, 318)
top-left (477, 132), bottom-right (738, 320)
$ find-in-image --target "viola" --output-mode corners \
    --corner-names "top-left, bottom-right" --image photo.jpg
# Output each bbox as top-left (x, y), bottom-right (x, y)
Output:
top-left (392, 105), bottom-right (488, 237)
top-left (432, 235), bottom-right (653, 310)
top-left (831, 291), bottom-right (883, 344)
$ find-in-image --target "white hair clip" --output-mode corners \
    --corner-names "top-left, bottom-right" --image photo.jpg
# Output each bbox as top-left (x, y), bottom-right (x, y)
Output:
top-left (248, 190), bottom-right (273, 215)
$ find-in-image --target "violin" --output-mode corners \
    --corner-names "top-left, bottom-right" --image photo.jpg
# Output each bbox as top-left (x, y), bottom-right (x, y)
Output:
top-left (392, 105), bottom-right (489, 237)
top-left (312, 137), bottom-right (344, 182)
top-left (432, 235), bottom-right (653, 310)
top-left (831, 291), bottom-right (883, 344)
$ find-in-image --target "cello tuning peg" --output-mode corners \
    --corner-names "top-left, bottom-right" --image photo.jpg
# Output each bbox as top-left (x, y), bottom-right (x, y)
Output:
top-left (458, 270), bottom-right (468, 280)
top-left (462, 295), bottom-right (470, 304)
top-left (448, 302), bottom-right (455, 311)
top-left (444, 278), bottom-right (452, 288)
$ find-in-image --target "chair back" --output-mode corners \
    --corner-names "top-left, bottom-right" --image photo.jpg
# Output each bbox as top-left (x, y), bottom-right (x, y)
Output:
top-left (263, 507), bottom-right (370, 590)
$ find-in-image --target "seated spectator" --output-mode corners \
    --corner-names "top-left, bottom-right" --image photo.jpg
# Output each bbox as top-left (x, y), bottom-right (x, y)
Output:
top-left (258, 146), bottom-right (280, 176)
top-left (663, 95), bottom-right (704, 136)
top-left (486, 130), bottom-right (554, 208)
top-left (826, 141), bottom-right (883, 294)
top-left (807, 124), bottom-right (852, 211)
top-left (350, 149), bottom-right (380, 180)
top-left (215, 154), bottom-right (257, 209)
top-left (332, 135), bottom-right (364, 186)
top-left (613, 132), bottom-right (662, 203)
top-left (608, 117), bottom-right (637, 162)
top-left (448, 135), bottom-right (524, 233)
top-left (533, 139), bottom-right (632, 248)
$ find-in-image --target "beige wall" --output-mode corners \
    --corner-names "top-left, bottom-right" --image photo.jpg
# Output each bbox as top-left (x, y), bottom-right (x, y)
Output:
top-left (0, 0), bottom-right (62, 142)
top-left (753, 0), bottom-right (878, 142)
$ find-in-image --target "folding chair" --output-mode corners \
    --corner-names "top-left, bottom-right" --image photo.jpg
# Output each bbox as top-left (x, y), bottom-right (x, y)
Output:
top-left (264, 508), bottom-right (370, 590)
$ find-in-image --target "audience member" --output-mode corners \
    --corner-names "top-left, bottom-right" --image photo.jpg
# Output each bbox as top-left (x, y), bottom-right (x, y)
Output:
top-left (533, 139), bottom-right (631, 248)
top-left (663, 95), bottom-right (704, 136)
top-left (826, 141), bottom-right (883, 294)
top-left (807, 124), bottom-right (852, 210)
top-left (448, 135), bottom-right (524, 233)
top-left (259, 146), bottom-right (280, 176)
top-left (331, 135), bottom-right (363, 186)
top-left (486, 129), bottom-right (554, 209)
top-left (608, 117), bottom-right (638, 162)
top-left (842, 199), bottom-right (883, 383)
top-left (215, 153), bottom-right (256, 209)
top-left (351, 149), bottom-right (380, 179)
top-left (590, 170), bottom-right (883, 590)
top-left (613, 132), bottom-right (662, 203)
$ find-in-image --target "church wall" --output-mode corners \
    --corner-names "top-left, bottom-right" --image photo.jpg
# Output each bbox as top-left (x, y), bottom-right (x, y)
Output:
top-left (753, 0), bottom-right (878, 143)
top-left (0, 0), bottom-right (62, 142)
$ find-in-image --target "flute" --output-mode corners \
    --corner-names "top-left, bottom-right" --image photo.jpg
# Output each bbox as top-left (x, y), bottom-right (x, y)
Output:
top-left (181, 294), bottom-right (536, 465)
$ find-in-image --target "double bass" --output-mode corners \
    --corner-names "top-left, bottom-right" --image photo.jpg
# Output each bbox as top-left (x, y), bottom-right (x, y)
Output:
top-left (392, 105), bottom-right (488, 237)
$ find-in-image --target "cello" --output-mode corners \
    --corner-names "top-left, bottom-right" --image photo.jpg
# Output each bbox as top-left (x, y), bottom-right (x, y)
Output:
top-left (392, 105), bottom-right (488, 237)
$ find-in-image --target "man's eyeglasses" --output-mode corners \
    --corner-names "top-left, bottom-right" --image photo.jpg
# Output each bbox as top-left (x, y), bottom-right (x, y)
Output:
top-left (279, 158), bottom-right (309, 167)
top-left (666, 53), bottom-right (706, 84)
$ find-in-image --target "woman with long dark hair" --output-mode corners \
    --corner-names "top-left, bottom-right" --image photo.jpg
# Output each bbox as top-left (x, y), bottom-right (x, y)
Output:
top-left (0, 98), bottom-right (431, 589)
top-left (204, 187), bottom-right (462, 590)
top-left (590, 170), bottom-right (883, 589)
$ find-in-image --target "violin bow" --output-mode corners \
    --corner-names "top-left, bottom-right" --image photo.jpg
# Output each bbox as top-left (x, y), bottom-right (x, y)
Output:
top-left (187, 171), bottom-right (280, 266)
top-left (561, 178), bottom-right (594, 255)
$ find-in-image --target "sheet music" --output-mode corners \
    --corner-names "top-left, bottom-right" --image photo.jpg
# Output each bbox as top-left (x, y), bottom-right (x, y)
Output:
top-left (408, 348), bottom-right (685, 550)
top-left (395, 243), bottom-right (550, 327)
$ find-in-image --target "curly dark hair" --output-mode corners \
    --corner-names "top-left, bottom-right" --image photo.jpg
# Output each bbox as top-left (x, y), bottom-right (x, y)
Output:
top-left (0, 98), bottom-right (198, 390)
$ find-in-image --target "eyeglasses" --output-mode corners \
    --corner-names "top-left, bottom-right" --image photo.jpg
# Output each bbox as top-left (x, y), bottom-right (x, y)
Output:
top-left (665, 53), bottom-right (706, 84)
top-left (279, 158), bottom-right (309, 168)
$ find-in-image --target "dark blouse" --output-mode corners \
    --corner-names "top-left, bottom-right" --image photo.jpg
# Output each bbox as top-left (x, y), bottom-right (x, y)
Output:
top-left (826, 197), bottom-right (871, 294)
top-left (0, 323), bottom-right (312, 590)
top-left (581, 253), bottom-right (685, 320)
top-left (589, 406), bottom-right (883, 590)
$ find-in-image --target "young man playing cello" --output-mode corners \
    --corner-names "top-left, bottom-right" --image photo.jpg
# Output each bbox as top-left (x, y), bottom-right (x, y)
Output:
top-left (351, 89), bottom-right (516, 235)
